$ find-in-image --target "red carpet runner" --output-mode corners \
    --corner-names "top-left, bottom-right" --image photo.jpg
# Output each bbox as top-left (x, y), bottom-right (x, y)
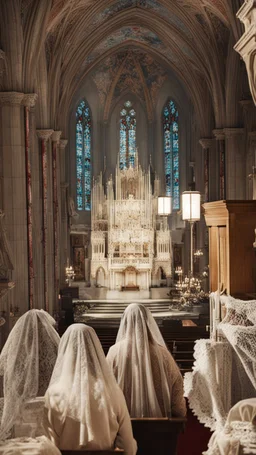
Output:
top-left (177, 402), bottom-right (212, 455)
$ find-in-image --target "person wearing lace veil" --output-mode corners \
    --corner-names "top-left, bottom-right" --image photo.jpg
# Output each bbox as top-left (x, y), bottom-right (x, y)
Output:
top-left (106, 303), bottom-right (186, 418)
top-left (0, 309), bottom-right (60, 440)
top-left (43, 324), bottom-right (137, 454)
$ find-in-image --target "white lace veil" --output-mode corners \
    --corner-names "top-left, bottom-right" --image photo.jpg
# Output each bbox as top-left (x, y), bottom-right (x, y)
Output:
top-left (116, 303), bottom-right (166, 347)
top-left (219, 296), bottom-right (256, 395)
top-left (0, 309), bottom-right (60, 440)
top-left (44, 324), bottom-right (122, 447)
top-left (112, 303), bottom-right (171, 417)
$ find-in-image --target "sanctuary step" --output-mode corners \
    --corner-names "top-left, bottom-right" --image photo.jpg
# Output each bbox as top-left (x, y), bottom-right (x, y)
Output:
top-left (75, 300), bottom-right (174, 313)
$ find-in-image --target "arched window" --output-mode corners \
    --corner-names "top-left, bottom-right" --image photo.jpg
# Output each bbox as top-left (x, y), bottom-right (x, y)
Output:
top-left (76, 100), bottom-right (91, 211)
top-left (163, 100), bottom-right (179, 210)
top-left (120, 100), bottom-right (136, 169)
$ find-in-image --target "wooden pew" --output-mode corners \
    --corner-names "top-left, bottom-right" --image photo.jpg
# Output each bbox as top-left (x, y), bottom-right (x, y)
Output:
top-left (61, 418), bottom-right (186, 455)
top-left (131, 417), bottom-right (187, 455)
top-left (62, 451), bottom-right (123, 454)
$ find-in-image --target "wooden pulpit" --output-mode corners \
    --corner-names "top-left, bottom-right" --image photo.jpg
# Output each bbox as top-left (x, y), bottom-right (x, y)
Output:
top-left (203, 200), bottom-right (256, 297)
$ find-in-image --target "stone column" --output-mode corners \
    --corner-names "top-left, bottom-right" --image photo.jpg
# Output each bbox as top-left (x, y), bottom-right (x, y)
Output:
top-left (235, 1), bottom-right (256, 105)
top-left (30, 105), bottom-right (44, 309)
top-left (59, 139), bottom-right (68, 286)
top-left (51, 131), bottom-right (62, 306)
top-left (0, 91), bottom-right (29, 313)
top-left (224, 128), bottom-right (245, 199)
top-left (23, 94), bottom-right (38, 309)
top-left (36, 129), bottom-right (53, 311)
top-left (213, 129), bottom-right (225, 199)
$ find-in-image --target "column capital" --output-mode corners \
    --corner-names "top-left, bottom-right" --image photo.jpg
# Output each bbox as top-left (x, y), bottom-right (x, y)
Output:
top-left (52, 130), bottom-right (62, 143)
top-left (199, 138), bottom-right (214, 149)
top-left (223, 128), bottom-right (245, 138)
top-left (213, 129), bottom-right (225, 140)
top-left (23, 93), bottom-right (38, 108)
top-left (59, 139), bottom-right (68, 150)
top-left (0, 91), bottom-right (24, 106)
top-left (36, 129), bottom-right (54, 141)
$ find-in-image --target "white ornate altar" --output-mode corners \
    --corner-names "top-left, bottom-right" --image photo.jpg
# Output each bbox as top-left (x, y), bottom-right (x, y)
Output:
top-left (90, 154), bottom-right (172, 292)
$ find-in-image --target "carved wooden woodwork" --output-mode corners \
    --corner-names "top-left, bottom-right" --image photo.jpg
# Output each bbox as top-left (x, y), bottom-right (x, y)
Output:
top-left (203, 200), bottom-right (256, 296)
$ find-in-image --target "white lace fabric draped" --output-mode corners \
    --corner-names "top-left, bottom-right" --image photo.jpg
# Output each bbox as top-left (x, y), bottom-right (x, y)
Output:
top-left (204, 399), bottom-right (256, 455)
top-left (185, 294), bottom-right (256, 432)
top-left (218, 295), bottom-right (256, 394)
top-left (107, 303), bottom-right (186, 418)
top-left (184, 339), bottom-right (233, 431)
top-left (0, 309), bottom-right (60, 440)
top-left (44, 324), bottom-right (137, 454)
top-left (0, 436), bottom-right (61, 454)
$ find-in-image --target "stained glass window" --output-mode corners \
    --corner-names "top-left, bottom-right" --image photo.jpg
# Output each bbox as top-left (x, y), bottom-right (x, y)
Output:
top-left (163, 100), bottom-right (179, 210)
top-left (76, 100), bottom-right (91, 211)
top-left (119, 101), bottom-right (136, 169)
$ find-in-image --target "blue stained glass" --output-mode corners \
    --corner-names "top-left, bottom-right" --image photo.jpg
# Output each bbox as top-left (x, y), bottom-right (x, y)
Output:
top-left (163, 100), bottom-right (179, 209)
top-left (119, 101), bottom-right (136, 169)
top-left (76, 100), bottom-right (91, 210)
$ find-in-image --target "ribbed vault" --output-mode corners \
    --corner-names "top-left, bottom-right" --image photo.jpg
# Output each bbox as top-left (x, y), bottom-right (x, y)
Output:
top-left (0, 0), bottom-right (244, 135)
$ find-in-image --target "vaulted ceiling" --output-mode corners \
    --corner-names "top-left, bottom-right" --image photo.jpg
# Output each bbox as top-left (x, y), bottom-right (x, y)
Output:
top-left (15, 0), bottom-right (244, 133)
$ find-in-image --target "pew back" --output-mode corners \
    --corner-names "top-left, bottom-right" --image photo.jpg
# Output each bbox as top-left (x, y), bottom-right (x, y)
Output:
top-left (131, 417), bottom-right (187, 455)
top-left (61, 451), bottom-right (123, 455)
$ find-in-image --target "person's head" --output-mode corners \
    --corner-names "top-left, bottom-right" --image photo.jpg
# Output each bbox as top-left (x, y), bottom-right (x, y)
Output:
top-left (0, 309), bottom-right (60, 439)
top-left (51, 323), bottom-right (112, 386)
top-left (0, 309), bottom-right (59, 373)
top-left (46, 324), bottom-right (119, 434)
top-left (117, 303), bottom-right (166, 347)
